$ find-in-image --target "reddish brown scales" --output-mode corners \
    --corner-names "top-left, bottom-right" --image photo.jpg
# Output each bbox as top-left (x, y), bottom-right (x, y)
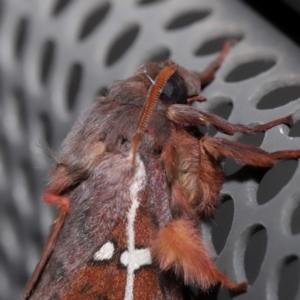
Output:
top-left (61, 206), bottom-right (176, 300)
top-left (24, 42), bottom-right (300, 300)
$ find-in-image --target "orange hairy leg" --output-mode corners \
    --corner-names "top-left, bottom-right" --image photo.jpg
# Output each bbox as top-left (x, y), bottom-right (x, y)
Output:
top-left (43, 190), bottom-right (70, 212)
top-left (159, 90), bottom-right (300, 291)
top-left (196, 135), bottom-right (300, 216)
top-left (200, 137), bottom-right (300, 166)
top-left (151, 219), bottom-right (247, 291)
top-left (154, 130), bottom-right (300, 292)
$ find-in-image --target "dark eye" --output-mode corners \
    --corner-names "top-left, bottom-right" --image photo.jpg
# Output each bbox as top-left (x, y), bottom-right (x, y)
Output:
top-left (160, 74), bottom-right (188, 105)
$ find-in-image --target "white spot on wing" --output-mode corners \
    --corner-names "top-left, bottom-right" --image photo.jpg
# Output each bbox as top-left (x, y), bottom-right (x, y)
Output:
top-left (93, 241), bottom-right (115, 261)
top-left (120, 248), bottom-right (152, 270)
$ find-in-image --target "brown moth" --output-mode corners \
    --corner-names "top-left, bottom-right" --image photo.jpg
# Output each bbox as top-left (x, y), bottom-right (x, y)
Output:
top-left (23, 43), bottom-right (300, 300)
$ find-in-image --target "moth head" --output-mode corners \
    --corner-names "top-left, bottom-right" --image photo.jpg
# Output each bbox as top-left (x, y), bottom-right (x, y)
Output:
top-left (131, 61), bottom-right (201, 164)
top-left (138, 61), bottom-right (201, 106)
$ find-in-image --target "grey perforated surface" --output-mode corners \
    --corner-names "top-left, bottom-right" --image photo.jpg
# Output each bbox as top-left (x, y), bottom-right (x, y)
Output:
top-left (1, 0), bottom-right (300, 299)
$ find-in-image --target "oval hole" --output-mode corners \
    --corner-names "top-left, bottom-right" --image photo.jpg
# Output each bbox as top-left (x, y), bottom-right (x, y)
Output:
top-left (13, 88), bottom-right (27, 130)
top-left (217, 287), bottom-right (231, 300)
top-left (257, 160), bottom-right (298, 205)
top-left (39, 112), bottom-right (53, 148)
top-left (224, 132), bottom-right (265, 176)
top-left (32, 113), bottom-right (52, 166)
top-left (0, 141), bottom-right (8, 189)
top-left (137, 0), bottom-right (165, 5)
top-left (200, 100), bottom-right (233, 137)
top-left (165, 10), bottom-right (211, 30)
top-left (78, 3), bottom-right (111, 40)
top-left (13, 162), bottom-right (36, 217)
top-left (20, 160), bottom-right (36, 199)
top-left (289, 120), bottom-right (300, 137)
top-left (3, 88), bottom-right (27, 141)
top-left (65, 63), bottom-right (83, 111)
top-left (225, 59), bottom-right (276, 83)
top-left (40, 40), bottom-right (56, 85)
top-left (143, 47), bottom-right (171, 63)
top-left (278, 256), bottom-right (300, 300)
top-left (257, 85), bottom-right (300, 110)
top-left (224, 159), bottom-right (240, 177)
top-left (244, 225), bottom-right (267, 284)
top-left (0, 1), bottom-right (3, 26)
top-left (211, 195), bottom-right (234, 255)
top-left (0, 216), bottom-right (22, 267)
top-left (52, 0), bottom-right (73, 15)
top-left (14, 18), bottom-right (29, 60)
top-left (238, 132), bottom-right (265, 148)
top-left (195, 34), bottom-right (243, 56)
top-left (291, 199), bottom-right (300, 235)
top-left (105, 25), bottom-right (140, 66)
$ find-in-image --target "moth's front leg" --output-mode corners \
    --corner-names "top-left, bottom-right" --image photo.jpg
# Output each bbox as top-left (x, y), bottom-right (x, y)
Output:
top-left (196, 135), bottom-right (300, 216)
top-left (200, 136), bottom-right (300, 166)
top-left (22, 210), bottom-right (66, 300)
top-left (151, 219), bottom-right (246, 291)
top-left (194, 41), bottom-right (232, 86)
top-left (168, 104), bottom-right (294, 136)
top-left (44, 140), bottom-right (107, 210)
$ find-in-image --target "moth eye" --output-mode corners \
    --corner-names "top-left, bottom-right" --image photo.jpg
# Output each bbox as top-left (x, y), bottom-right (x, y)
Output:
top-left (160, 74), bottom-right (188, 105)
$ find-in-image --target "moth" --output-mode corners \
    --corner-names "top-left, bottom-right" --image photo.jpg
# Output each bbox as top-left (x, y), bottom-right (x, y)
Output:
top-left (23, 42), bottom-right (300, 299)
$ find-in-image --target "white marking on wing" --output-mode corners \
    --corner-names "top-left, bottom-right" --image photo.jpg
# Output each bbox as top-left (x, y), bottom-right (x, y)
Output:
top-left (120, 248), bottom-right (152, 270)
top-left (93, 241), bottom-right (115, 261)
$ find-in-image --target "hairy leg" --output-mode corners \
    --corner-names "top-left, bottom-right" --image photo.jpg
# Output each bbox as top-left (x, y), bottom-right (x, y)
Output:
top-left (151, 219), bottom-right (246, 291)
top-left (196, 136), bottom-right (300, 216)
top-left (200, 136), bottom-right (300, 166)
top-left (23, 210), bottom-right (67, 299)
top-left (168, 104), bottom-right (294, 136)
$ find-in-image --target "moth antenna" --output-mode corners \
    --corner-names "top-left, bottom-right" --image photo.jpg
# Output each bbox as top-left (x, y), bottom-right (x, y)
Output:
top-left (131, 62), bottom-right (178, 165)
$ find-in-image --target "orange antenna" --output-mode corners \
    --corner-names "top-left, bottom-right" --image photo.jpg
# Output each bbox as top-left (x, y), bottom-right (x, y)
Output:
top-left (131, 62), bottom-right (177, 165)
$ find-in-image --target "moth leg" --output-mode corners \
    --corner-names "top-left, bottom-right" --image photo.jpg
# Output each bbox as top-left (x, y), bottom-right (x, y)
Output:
top-left (195, 41), bottom-right (232, 86)
top-left (22, 210), bottom-right (67, 300)
top-left (200, 136), bottom-right (276, 167)
top-left (43, 189), bottom-right (70, 213)
top-left (151, 219), bottom-right (246, 291)
top-left (196, 135), bottom-right (288, 216)
top-left (201, 136), bottom-right (300, 166)
top-left (48, 141), bottom-right (107, 195)
top-left (270, 149), bottom-right (300, 160)
top-left (196, 136), bottom-right (298, 216)
top-left (168, 104), bottom-right (293, 136)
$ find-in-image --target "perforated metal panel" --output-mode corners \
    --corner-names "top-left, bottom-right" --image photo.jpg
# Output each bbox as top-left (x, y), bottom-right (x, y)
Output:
top-left (1, 0), bottom-right (300, 299)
